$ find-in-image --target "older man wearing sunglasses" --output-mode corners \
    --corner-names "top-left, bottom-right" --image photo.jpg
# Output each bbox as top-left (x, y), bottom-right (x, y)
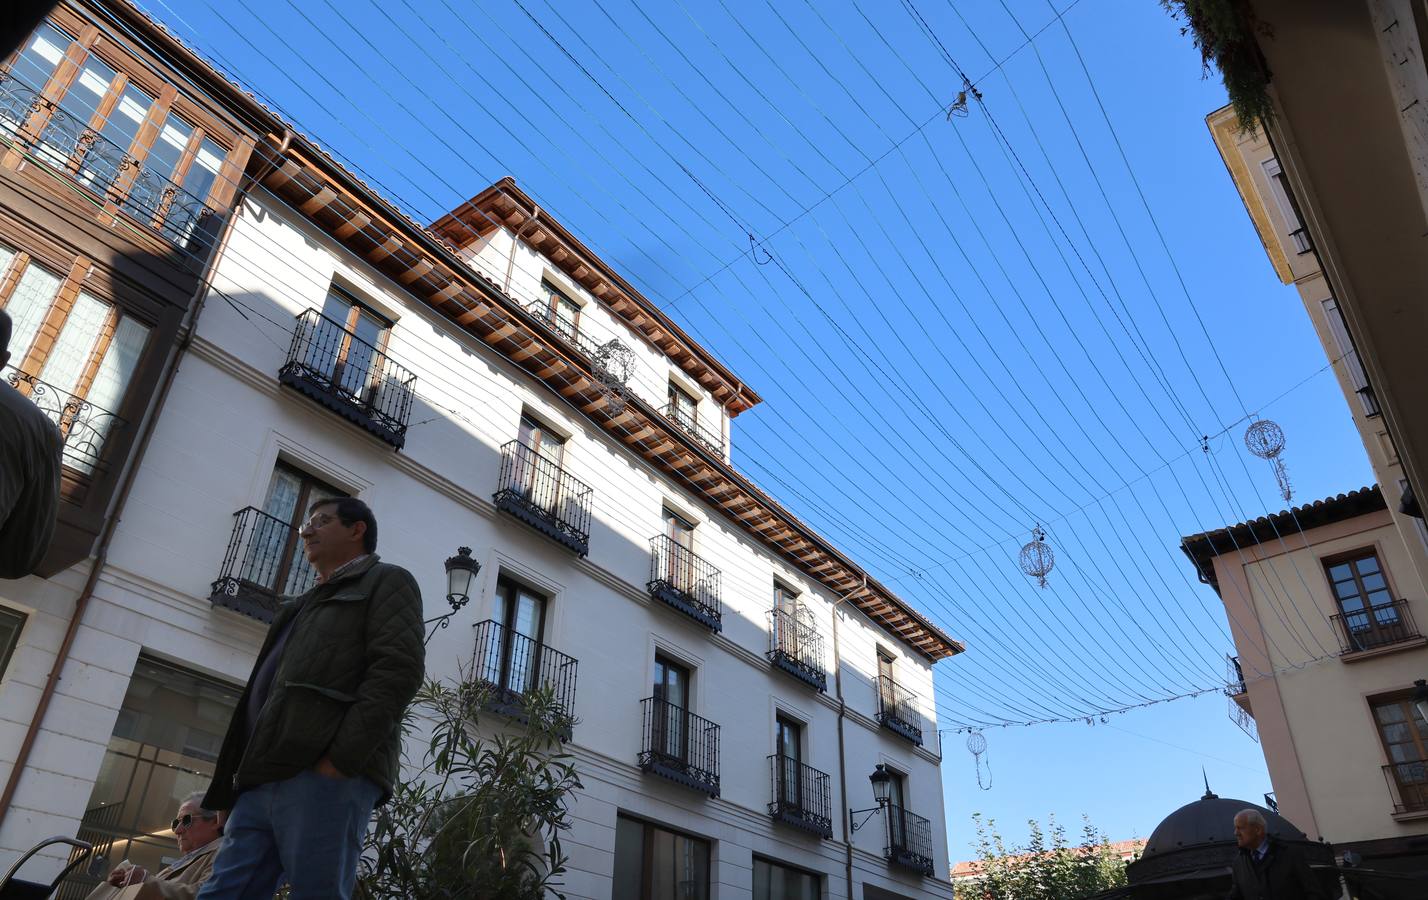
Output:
top-left (85, 791), bottom-right (222, 899)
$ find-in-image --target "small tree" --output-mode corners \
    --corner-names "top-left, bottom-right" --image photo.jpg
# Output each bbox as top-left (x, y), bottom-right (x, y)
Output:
top-left (955, 814), bottom-right (1135, 900)
top-left (356, 675), bottom-right (581, 899)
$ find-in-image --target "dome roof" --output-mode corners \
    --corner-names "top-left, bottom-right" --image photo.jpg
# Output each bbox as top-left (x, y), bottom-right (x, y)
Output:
top-left (1142, 789), bottom-right (1307, 857)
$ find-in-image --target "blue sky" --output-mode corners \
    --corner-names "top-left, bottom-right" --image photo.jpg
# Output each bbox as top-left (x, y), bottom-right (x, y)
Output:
top-left (138, 0), bottom-right (1376, 857)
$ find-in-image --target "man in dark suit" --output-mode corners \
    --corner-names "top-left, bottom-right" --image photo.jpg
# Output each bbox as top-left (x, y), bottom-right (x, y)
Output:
top-left (1226, 808), bottom-right (1329, 900)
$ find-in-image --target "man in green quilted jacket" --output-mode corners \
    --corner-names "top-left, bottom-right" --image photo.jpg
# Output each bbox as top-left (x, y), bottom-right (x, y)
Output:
top-left (197, 497), bottom-right (424, 900)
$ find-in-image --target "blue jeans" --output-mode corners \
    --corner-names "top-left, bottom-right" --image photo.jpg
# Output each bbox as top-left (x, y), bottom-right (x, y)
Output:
top-left (195, 768), bottom-right (381, 900)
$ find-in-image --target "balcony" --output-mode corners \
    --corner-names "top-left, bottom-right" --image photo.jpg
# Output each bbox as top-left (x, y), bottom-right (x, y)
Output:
top-left (876, 675), bottom-right (923, 746)
top-left (492, 440), bottom-right (592, 556)
top-left (767, 754), bottom-right (833, 839)
top-left (647, 535), bottom-right (722, 632)
top-left (278, 309), bottom-right (415, 449)
top-left (1225, 655), bottom-right (1251, 716)
top-left (471, 619), bottom-right (578, 739)
top-left (1330, 599), bottom-right (1425, 657)
top-left (524, 298), bottom-right (599, 356)
top-left (1288, 226), bottom-right (1313, 255)
top-left (767, 606), bottom-right (827, 692)
top-left (660, 401), bottom-right (724, 457)
top-left (209, 507), bottom-right (318, 622)
top-left (885, 804), bottom-right (936, 877)
top-left (1383, 759), bottom-right (1428, 818)
top-left (0, 71), bottom-right (219, 258)
top-left (3, 367), bottom-right (123, 478)
top-left (638, 697), bottom-right (719, 797)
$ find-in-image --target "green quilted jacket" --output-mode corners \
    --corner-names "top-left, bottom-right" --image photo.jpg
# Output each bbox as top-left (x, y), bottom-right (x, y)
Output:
top-left (203, 556), bottom-right (425, 810)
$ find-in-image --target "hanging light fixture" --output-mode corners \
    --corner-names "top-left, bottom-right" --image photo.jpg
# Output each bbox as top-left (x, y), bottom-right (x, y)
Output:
top-left (850, 764), bottom-right (894, 832)
top-left (426, 547), bottom-right (480, 644)
top-left (1245, 419), bottom-right (1293, 503)
top-left (1019, 525), bottom-right (1055, 589)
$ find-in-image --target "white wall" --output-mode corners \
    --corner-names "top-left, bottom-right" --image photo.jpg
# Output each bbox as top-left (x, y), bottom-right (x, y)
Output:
top-left (0, 189), bottom-right (951, 897)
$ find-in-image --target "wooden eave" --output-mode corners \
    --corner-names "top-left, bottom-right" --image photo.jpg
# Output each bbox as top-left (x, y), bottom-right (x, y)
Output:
top-left (248, 139), bottom-right (961, 663)
top-left (431, 178), bottom-right (760, 419)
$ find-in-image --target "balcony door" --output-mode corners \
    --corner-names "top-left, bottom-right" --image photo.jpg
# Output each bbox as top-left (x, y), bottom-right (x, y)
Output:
top-left (652, 655), bottom-right (689, 763)
top-left (775, 714), bottom-right (802, 813)
top-left (312, 286), bottom-right (389, 401)
top-left (1324, 550), bottom-right (1401, 650)
top-left (886, 769), bottom-right (908, 850)
top-left (668, 381), bottom-right (697, 429)
top-left (541, 280), bottom-right (580, 342)
top-left (490, 576), bottom-right (547, 697)
top-left (877, 649), bottom-right (897, 716)
top-left (663, 508), bottom-right (695, 593)
top-left (773, 583), bottom-right (801, 657)
top-left (247, 464), bottom-right (342, 596)
top-left (1373, 696), bottom-right (1428, 813)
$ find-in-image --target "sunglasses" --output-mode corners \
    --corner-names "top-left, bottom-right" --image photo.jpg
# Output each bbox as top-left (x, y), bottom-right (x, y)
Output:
top-left (171, 813), bottom-right (214, 831)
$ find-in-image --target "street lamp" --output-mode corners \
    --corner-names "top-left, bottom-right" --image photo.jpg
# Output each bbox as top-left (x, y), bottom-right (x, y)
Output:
top-left (425, 547), bottom-right (480, 644)
top-left (1413, 679), bottom-right (1428, 726)
top-left (850, 764), bottom-right (893, 832)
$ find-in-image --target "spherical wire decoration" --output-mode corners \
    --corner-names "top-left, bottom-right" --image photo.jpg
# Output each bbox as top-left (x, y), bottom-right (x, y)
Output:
top-left (966, 731), bottom-right (991, 790)
top-left (591, 340), bottom-right (636, 415)
top-left (1018, 525), bottom-right (1055, 589)
top-left (1244, 418), bottom-right (1293, 502)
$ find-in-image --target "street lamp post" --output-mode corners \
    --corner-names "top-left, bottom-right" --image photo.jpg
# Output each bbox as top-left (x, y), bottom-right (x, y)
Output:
top-left (424, 546), bottom-right (479, 644)
top-left (849, 764), bottom-right (893, 833)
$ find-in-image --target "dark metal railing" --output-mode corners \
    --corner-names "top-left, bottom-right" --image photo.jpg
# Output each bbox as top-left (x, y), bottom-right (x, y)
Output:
top-left (279, 308), bottom-right (416, 448)
top-left (767, 754), bottom-right (833, 838)
top-left (472, 619), bottom-right (578, 733)
top-left (1383, 759), bottom-right (1428, 815)
top-left (660, 401), bottom-right (724, 456)
top-left (209, 506), bottom-right (318, 622)
top-left (0, 70), bottom-right (219, 257)
top-left (4, 366), bottom-right (124, 476)
top-left (638, 697), bottom-right (719, 797)
top-left (524, 298), bottom-right (600, 356)
top-left (647, 535), bottom-right (722, 632)
top-left (492, 440), bottom-right (592, 556)
top-left (885, 803), bottom-right (935, 876)
top-left (1226, 655), bottom-right (1247, 696)
top-left (1330, 598), bottom-right (1421, 654)
top-left (876, 675), bottom-right (923, 746)
top-left (768, 605), bottom-right (826, 692)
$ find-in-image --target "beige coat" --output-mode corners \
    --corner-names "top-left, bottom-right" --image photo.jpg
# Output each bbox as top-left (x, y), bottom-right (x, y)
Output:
top-left (82, 841), bottom-right (219, 900)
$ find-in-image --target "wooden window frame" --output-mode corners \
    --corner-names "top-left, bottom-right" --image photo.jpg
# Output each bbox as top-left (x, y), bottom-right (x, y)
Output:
top-left (541, 278), bottom-right (580, 340)
top-left (267, 462), bottom-right (347, 594)
top-left (323, 283), bottom-right (393, 399)
top-left (1322, 547), bottom-right (1401, 641)
top-left (3, 17), bottom-right (238, 215)
top-left (668, 379), bottom-right (698, 426)
top-left (615, 814), bottom-right (711, 900)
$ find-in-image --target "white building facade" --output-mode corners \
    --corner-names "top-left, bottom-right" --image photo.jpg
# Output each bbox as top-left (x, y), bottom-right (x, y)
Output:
top-left (0, 5), bottom-right (965, 898)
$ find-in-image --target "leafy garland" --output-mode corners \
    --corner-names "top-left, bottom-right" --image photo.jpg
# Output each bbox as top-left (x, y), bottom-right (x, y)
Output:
top-left (1161, 0), bottom-right (1276, 133)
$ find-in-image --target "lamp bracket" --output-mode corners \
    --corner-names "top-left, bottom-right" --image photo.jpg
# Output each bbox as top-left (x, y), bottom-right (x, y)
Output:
top-left (849, 802), bottom-right (885, 833)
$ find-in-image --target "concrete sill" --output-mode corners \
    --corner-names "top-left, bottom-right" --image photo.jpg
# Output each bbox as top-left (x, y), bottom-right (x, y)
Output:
top-left (1340, 636), bottom-right (1428, 664)
top-left (1391, 808), bottom-right (1428, 823)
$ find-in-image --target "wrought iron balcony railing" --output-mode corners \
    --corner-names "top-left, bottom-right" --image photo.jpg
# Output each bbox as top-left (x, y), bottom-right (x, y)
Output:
top-left (472, 619), bottom-right (577, 738)
top-left (638, 697), bottom-right (719, 797)
top-left (1383, 759), bottom-right (1428, 815)
top-left (876, 675), bottom-right (923, 746)
top-left (492, 440), bottom-right (592, 556)
top-left (4, 367), bottom-right (124, 477)
top-left (660, 401), bottom-right (724, 457)
top-left (0, 71), bottom-right (219, 258)
top-left (767, 754), bottom-right (833, 839)
top-left (885, 804), bottom-right (936, 876)
top-left (1226, 655), bottom-right (1247, 696)
top-left (647, 535), bottom-right (722, 632)
top-left (209, 506), bottom-right (318, 622)
top-left (1330, 598), bottom-right (1422, 655)
top-left (278, 308), bottom-right (416, 448)
top-left (523, 298), bottom-right (600, 357)
top-left (767, 606), bottom-right (826, 692)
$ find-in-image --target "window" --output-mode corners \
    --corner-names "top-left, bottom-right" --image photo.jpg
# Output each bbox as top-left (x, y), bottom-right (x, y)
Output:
top-left (4, 21), bottom-right (232, 249)
top-left (1323, 549), bottom-right (1403, 650)
top-left (480, 575), bottom-right (548, 695)
top-left (651, 654), bottom-right (690, 762)
top-left (1372, 694), bottom-right (1428, 813)
top-left (246, 463), bottom-right (344, 596)
top-left (304, 285), bottom-right (392, 400)
top-left (877, 648), bottom-right (895, 695)
top-left (541, 279), bottom-right (580, 342)
top-left (668, 381), bottom-right (698, 428)
top-left (612, 815), bottom-right (710, 900)
top-left (0, 606), bottom-right (25, 681)
top-left (885, 767), bottom-right (910, 848)
top-left (0, 246), bottom-right (151, 474)
top-left (517, 413), bottom-right (565, 465)
top-left (62, 657), bottom-right (241, 898)
top-left (772, 582), bottom-right (802, 654)
top-left (753, 858), bottom-right (819, 900)
top-left (1321, 296), bottom-right (1378, 416)
top-left (775, 714), bottom-right (803, 810)
top-left (1262, 157), bottom-right (1312, 254)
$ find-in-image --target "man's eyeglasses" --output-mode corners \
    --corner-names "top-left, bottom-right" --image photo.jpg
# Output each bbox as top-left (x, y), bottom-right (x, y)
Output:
top-left (299, 512), bottom-right (335, 533)
top-left (171, 813), bottom-right (214, 831)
